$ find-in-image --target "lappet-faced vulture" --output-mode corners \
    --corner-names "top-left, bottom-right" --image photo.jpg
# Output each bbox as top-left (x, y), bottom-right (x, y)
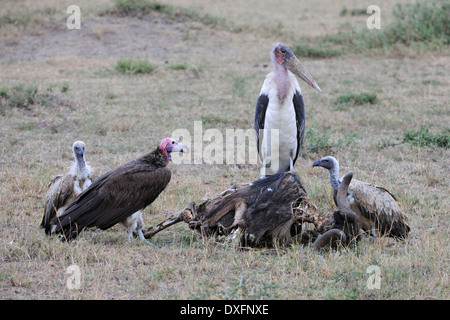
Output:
top-left (46, 138), bottom-right (188, 242)
top-left (255, 42), bottom-right (321, 177)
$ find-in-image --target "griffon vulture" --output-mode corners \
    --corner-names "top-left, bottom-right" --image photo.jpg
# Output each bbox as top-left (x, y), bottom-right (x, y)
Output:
top-left (312, 156), bottom-right (410, 239)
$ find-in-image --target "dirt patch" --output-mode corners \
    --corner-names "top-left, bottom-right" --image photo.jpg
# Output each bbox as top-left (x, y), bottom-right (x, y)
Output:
top-left (0, 11), bottom-right (237, 62)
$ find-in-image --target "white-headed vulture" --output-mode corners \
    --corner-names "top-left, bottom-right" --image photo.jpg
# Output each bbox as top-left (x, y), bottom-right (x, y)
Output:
top-left (47, 138), bottom-right (188, 242)
top-left (255, 42), bottom-right (321, 177)
top-left (41, 141), bottom-right (97, 230)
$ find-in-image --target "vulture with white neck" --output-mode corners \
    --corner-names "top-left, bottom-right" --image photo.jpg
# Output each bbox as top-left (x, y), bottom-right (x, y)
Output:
top-left (46, 137), bottom-right (188, 242)
top-left (41, 141), bottom-right (96, 231)
top-left (312, 156), bottom-right (410, 239)
top-left (255, 42), bottom-right (321, 177)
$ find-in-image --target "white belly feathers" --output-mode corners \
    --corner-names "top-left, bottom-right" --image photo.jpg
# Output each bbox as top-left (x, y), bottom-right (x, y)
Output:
top-left (260, 77), bottom-right (299, 173)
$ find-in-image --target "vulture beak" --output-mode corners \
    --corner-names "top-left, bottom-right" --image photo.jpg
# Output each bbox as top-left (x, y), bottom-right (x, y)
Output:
top-left (284, 55), bottom-right (322, 92)
top-left (171, 142), bottom-right (189, 153)
top-left (75, 148), bottom-right (84, 156)
top-left (312, 160), bottom-right (320, 167)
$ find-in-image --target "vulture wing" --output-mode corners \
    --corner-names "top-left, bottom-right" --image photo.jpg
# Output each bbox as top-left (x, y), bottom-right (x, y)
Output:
top-left (50, 158), bottom-right (171, 241)
top-left (41, 174), bottom-right (76, 230)
top-left (349, 179), bottom-right (410, 239)
top-left (88, 172), bottom-right (99, 183)
top-left (292, 90), bottom-right (305, 166)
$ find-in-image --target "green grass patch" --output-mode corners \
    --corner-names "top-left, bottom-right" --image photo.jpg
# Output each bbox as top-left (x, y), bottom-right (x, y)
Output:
top-left (304, 126), bottom-right (358, 156)
top-left (109, 0), bottom-right (223, 28)
top-left (403, 126), bottom-right (449, 148)
top-left (114, 58), bottom-right (157, 74)
top-left (169, 63), bottom-right (189, 71)
top-left (340, 7), bottom-right (368, 16)
top-left (105, 93), bottom-right (118, 100)
top-left (0, 87), bottom-right (8, 98)
top-left (368, 1), bottom-right (450, 48)
top-left (61, 83), bottom-right (69, 93)
top-left (201, 114), bottom-right (227, 125)
top-left (0, 84), bottom-right (77, 115)
top-left (0, 7), bottom-right (56, 30)
top-left (111, 0), bottom-right (170, 16)
top-left (293, 44), bottom-right (342, 59)
top-left (304, 127), bottom-right (335, 154)
top-left (297, 1), bottom-right (450, 58)
top-left (232, 76), bottom-right (246, 98)
top-left (335, 92), bottom-right (377, 105)
top-left (0, 85), bottom-right (38, 110)
top-left (0, 11), bottom-right (32, 29)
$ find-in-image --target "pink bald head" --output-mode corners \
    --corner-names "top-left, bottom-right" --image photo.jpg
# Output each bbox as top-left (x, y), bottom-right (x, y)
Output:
top-left (159, 137), bottom-right (173, 150)
top-left (159, 137), bottom-right (189, 163)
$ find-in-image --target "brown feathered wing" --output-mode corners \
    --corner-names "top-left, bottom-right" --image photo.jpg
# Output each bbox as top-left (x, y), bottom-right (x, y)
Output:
top-left (345, 179), bottom-right (410, 239)
top-left (41, 174), bottom-right (77, 230)
top-left (49, 151), bottom-right (171, 241)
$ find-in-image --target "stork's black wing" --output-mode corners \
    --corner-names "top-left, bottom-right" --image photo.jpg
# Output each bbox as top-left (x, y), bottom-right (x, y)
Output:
top-left (292, 90), bottom-right (305, 165)
top-left (50, 160), bottom-right (171, 241)
top-left (254, 94), bottom-right (269, 159)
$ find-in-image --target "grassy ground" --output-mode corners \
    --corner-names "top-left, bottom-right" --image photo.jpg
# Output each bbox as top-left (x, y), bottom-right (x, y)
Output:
top-left (0, 0), bottom-right (448, 300)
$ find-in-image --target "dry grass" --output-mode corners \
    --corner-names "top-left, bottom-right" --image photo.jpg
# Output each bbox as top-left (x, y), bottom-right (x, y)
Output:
top-left (0, 0), bottom-right (449, 300)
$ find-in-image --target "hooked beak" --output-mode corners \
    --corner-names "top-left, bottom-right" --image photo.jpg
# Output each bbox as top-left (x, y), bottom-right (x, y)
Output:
top-left (171, 142), bottom-right (189, 153)
top-left (312, 160), bottom-right (321, 167)
top-left (284, 56), bottom-right (322, 92)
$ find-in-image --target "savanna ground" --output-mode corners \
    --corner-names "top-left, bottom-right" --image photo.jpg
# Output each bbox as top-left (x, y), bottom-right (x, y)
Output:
top-left (0, 0), bottom-right (448, 300)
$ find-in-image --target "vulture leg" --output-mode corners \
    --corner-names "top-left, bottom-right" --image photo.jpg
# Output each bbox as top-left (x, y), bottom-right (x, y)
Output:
top-left (127, 231), bottom-right (133, 242)
top-left (122, 211), bottom-right (150, 244)
top-left (126, 230), bottom-right (150, 244)
top-left (136, 230), bottom-right (150, 244)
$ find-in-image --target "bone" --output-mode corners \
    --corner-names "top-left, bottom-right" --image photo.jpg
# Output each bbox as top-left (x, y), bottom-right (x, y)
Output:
top-left (143, 202), bottom-right (195, 239)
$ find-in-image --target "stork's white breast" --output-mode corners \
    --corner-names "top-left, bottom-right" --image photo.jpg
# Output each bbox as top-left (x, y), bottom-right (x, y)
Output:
top-left (260, 72), bottom-right (301, 172)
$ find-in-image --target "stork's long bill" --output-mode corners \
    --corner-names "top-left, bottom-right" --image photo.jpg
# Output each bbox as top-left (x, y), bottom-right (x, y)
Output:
top-left (284, 54), bottom-right (322, 93)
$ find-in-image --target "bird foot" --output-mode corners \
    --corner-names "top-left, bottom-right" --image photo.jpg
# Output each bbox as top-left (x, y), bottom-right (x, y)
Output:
top-left (126, 230), bottom-right (151, 245)
top-left (137, 230), bottom-right (151, 244)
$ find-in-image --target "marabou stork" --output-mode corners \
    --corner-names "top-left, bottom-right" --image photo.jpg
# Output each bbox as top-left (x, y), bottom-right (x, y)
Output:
top-left (41, 141), bottom-right (97, 230)
top-left (312, 156), bottom-right (411, 239)
top-left (47, 138), bottom-right (188, 242)
top-left (255, 42), bottom-right (321, 177)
